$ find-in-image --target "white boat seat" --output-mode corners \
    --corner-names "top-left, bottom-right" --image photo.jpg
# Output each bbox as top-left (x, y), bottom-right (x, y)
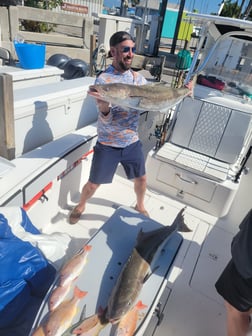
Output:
top-left (157, 96), bottom-right (252, 182)
top-left (156, 143), bottom-right (230, 182)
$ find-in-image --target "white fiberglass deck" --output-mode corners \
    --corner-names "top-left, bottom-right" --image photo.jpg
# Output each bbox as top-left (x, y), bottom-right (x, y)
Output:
top-left (24, 150), bottom-right (252, 336)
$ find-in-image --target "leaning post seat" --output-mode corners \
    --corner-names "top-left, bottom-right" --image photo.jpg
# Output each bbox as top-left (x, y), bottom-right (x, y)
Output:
top-left (146, 86), bottom-right (252, 217)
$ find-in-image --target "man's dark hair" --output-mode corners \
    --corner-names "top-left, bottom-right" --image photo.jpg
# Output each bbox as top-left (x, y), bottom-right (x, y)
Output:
top-left (109, 31), bottom-right (135, 47)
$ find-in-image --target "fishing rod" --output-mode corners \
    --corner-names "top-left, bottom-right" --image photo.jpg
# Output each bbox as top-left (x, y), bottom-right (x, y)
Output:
top-left (234, 146), bottom-right (252, 183)
top-left (150, 109), bottom-right (173, 150)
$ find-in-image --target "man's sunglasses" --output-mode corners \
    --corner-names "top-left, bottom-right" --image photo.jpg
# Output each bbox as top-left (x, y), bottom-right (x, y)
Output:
top-left (121, 46), bottom-right (136, 53)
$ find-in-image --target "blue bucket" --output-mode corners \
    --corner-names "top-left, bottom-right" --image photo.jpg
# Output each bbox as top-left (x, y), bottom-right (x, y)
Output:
top-left (14, 42), bottom-right (46, 69)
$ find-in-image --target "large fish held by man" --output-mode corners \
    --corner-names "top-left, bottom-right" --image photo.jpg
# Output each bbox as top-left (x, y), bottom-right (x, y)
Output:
top-left (88, 82), bottom-right (192, 112)
top-left (106, 207), bottom-right (186, 324)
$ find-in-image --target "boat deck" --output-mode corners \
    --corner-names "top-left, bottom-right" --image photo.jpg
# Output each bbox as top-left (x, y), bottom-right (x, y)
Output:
top-left (25, 150), bottom-right (252, 335)
top-left (0, 87), bottom-right (251, 335)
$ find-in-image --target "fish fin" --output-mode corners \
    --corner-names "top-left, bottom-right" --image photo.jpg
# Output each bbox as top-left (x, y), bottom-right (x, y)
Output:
top-left (77, 244), bottom-right (92, 256)
top-left (143, 266), bottom-right (159, 283)
top-left (84, 244), bottom-right (92, 251)
top-left (74, 286), bottom-right (88, 299)
top-left (32, 325), bottom-right (46, 336)
top-left (169, 207), bottom-right (191, 232)
top-left (147, 263), bottom-right (161, 282)
top-left (179, 221), bottom-right (192, 232)
top-left (80, 304), bottom-right (87, 320)
top-left (98, 306), bottom-right (110, 324)
top-left (174, 207), bottom-right (192, 232)
top-left (97, 305), bottom-right (106, 317)
top-left (61, 305), bottom-right (87, 335)
top-left (135, 301), bottom-right (147, 310)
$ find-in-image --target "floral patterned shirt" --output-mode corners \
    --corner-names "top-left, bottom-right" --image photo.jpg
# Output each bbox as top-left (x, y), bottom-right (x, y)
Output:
top-left (95, 65), bottom-right (147, 147)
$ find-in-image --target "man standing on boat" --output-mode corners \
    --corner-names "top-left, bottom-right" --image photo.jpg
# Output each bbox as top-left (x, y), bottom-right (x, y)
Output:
top-left (69, 31), bottom-right (149, 224)
top-left (215, 208), bottom-right (252, 336)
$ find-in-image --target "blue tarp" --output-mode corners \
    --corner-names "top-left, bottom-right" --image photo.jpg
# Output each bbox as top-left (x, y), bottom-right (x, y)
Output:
top-left (0, 208), bottom-right (55, 329)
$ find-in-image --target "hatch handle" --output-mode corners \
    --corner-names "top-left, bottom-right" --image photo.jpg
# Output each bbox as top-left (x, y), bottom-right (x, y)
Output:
top-left (175, 173), bottom-right (198, 185)
top-left (155, 302), bottom-right (164, 326)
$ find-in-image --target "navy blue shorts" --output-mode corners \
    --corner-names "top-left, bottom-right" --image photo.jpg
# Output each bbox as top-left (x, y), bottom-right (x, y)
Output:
top-left (215, 259), bottom-right (252, 312)
top-left (89, 141), bottom-right (146, 184)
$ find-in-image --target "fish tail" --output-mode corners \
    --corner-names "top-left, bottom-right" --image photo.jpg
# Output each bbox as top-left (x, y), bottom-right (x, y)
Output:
top-left (74, 285), bottom-right (88, 299)
top-left (169, 207), bottom-right (185, 232)
top-left (31, 325), bottom-right (46, 336)
top-left (84, 244), bottom-right (92, 252)
top-left (135, 301), bottom-right (147, 310)
top-left (97, 305), bottom-right (106, 317)
top-left (98, 306), bottom-right (109, 324)
top-left (174, 207), bottom-right (192, 232)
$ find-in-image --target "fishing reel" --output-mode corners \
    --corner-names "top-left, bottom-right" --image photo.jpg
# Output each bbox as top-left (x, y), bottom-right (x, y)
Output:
top-left (149, 123), bottom-right (161, 138)
top-left (149, 64), bottom-right (162, 82)
top-left (145, 56), bottom-right (165, 82)
top-left (149, 123), bottom-right (164, 150)
top-left (149, 112), bottom-right (172, 150)
top-left (154, 124), bottom-right (162, 139)
top-left (153, 124), bottom-right (163, 150)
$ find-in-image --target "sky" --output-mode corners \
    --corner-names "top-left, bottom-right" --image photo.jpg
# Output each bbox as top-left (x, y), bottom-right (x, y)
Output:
top-left (103, 0), bottom-right (250, 15)
top-left (103, 0), bottom-right (221, 14)
top-left (167, 0), bottom-right (222, 14)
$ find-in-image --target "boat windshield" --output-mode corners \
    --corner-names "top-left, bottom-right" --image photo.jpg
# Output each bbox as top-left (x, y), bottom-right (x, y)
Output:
top-left (200, 35), bottom-right (252, 97)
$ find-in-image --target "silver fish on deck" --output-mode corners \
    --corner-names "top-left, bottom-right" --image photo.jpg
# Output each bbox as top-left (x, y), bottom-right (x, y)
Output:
top-left (49, 282), bottom-right (72, 311)
top-left (88, 83), bottom-right (192, 112)
top-left (106, 207), bottom-right (186, 324)
top-left (32, 286), bottom-right (87, 336)
top-left (60, 245), bottom-right (92, 287)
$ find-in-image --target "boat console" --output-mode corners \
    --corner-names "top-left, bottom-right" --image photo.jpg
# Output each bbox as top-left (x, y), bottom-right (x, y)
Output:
top-left (146, 15), bottom-right (252, 217)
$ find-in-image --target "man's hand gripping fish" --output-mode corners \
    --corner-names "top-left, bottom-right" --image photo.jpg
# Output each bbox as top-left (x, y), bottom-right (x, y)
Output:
top-left (88, 82), bottom-right (193, 112)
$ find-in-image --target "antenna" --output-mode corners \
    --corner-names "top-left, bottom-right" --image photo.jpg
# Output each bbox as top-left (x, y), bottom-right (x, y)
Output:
top-left (218, 0), bottom-right (226, 15)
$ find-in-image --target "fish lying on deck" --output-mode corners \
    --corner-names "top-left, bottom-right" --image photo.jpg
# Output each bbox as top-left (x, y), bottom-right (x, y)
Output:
top-left (61, 304), bottom-right (106, 336)
top-left (62, 304), bottom-right (108, 336)
top-left (59, 245), bottom-right (92, 287)
top-left (116, 300), bottom-right (147, 336)
top-left (88, 83), bottom-right (192, 112)
top-left (32, 286), bottom-right (87, 336)
top-left (49, 245), bottom-right (91, 311)
top-left (70, 311), bottom-right (108, 336)
top-left (106, 207), bottom-right (186, 324)
top-left (49, 282), bottom-right (72, 311)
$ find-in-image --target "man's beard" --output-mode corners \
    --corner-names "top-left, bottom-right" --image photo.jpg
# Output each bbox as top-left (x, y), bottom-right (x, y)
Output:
top-left (118, 57), bottom-right (132, 71)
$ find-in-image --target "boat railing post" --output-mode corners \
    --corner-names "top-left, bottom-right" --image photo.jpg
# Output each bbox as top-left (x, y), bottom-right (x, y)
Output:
top-left (0, 73), bottom-right (15, 160)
